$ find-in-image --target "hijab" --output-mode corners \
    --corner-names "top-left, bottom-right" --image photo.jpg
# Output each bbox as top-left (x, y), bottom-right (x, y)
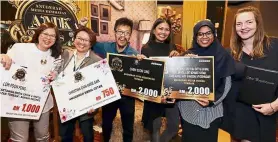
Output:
top-left (187, 20), bottom-right (235, 100)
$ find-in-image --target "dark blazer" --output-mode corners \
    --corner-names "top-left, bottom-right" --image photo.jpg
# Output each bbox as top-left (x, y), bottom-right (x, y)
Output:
top-left (58, 48), bottom-right (102, 121)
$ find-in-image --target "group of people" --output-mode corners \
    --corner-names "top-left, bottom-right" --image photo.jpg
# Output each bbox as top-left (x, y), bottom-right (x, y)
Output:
top-left (1, 6), bottom-right (278, 142)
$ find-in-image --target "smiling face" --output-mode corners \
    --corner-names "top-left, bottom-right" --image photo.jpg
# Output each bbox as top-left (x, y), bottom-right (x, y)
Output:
top-left (196, 26), bottom-right (214, 48)
top-left (153, 22), bottom-right (170, 43)
top-left (114, 25), bottom-right (132, 49)
top-left (38, 28), bottom-right (56, 50)
top-left (235, 12), bottom-right (257, 40)
top-left (74, 31), bottom-right (91, 53)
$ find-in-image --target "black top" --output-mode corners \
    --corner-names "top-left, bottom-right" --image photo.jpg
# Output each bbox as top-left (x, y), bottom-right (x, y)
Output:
top-left (238, 37), bottom-right (278, 104)
top-left (141, 41), bottom-right (176, 57)
top-left (241, 38), bottom-right (278, 71)
top-left (221, 37), bottom-right (278, 133)
top-left (141, 41), bottom-right (176, 131)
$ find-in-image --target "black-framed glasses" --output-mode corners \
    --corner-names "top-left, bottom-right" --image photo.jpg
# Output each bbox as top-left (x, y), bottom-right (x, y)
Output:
top-left (197, 31), bottom-right (213, 38)
top-left (115, 30), bottom-right (131, 36)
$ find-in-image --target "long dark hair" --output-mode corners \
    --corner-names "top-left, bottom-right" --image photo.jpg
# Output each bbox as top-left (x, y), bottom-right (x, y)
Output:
top-left (32, 22), bottom-right (62, 58)
top-left (145, 18), bottom-right (172, 46)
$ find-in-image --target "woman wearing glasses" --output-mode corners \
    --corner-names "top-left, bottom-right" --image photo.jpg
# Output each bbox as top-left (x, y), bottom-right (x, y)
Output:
top-left (0, 22), bottom-right (62, 142)
top-left (178, 20), bottom-right (235, 142)
top-left (57, 26), bottom-right (101, 142)
top-left (141, 18), bottom-right (180, 142)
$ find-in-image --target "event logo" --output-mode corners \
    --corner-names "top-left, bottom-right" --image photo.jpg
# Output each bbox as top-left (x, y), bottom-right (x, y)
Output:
top-left (134, 59), bottom-right (140, 66)
top-left (8, 0), bottom-right (79, 45)
top-left (12, 68), bottom-right (27, 82)
top-left (163, 86), bottom-right (173, 96)
top-left (111, 57), bottom-right (123, 72)
top-left (116, 82), bottom-right (126, 92)
top-left (74, 72), bottom-right (84, 83)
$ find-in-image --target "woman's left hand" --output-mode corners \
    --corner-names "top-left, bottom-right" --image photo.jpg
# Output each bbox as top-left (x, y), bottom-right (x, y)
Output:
top-left (161, 96), bottom-right (167, 104)
top-left (195, 98), bottom-right (210, 107)
top-left (88, 109), bottom-right (95, 114)
top-left (169, 50), bottom-right (180, 57)
top-left (252, 103), bottom-right (275, 115)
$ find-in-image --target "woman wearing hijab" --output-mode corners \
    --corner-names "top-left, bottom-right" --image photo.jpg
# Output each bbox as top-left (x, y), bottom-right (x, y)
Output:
top-left (178, 19), bottom-right (235, 142)
top-left (141, 18), bottom-right (180, 142)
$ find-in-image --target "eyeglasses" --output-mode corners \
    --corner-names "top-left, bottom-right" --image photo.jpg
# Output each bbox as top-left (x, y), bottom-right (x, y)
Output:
top-left (76, 37), bottom-right (90, 43)
top-left (41, 32), bottom-right (56, 40)
top-left (197, 31), bottom-right (213, 38)
top-left (115, 30), bottom-right (131, 37)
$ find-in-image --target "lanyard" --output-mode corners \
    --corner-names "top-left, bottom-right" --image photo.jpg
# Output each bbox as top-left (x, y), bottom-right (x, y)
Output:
top-left (73, 56), bottom-right (85, 71)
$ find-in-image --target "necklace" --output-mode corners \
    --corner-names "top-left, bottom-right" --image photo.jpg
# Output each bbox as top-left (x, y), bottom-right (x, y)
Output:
top-left (41, 59), bottom-right (47, 65)
top-left (243, 47), bottom-right (254, 60)
top-left (36, 44), bottom-right (49, 65)
top-left (40, 54), bottom-right (49, 65)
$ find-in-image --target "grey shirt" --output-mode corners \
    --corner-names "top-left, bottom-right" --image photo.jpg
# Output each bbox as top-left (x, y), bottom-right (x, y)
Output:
top-left (178, 76), bottom-right (232, 129)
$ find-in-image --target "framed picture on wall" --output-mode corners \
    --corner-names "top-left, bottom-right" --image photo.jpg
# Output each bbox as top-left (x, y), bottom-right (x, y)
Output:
top-left (91, 4), bottom-right (98, 17)
top-left (91, 17), bottom-right (99, 36)
top-left (100, 4), bottom-right (111, 21)
top-left (100, 22), bottom-right (108, 34)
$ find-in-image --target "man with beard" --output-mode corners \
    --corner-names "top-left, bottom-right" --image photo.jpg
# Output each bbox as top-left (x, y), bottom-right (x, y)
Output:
top-left (80, 17), bottom-right (138, 142)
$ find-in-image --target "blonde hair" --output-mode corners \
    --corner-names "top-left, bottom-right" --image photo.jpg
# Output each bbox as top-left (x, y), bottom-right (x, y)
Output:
top-left (230, 6), bottom-right (269, 61)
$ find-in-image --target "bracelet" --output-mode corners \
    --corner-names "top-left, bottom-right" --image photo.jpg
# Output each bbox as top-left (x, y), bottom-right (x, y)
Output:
top-left (270, 103), bottom-right (275, 113)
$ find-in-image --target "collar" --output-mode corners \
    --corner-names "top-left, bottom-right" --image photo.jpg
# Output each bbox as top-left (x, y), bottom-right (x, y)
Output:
top-left (113, 42), bottom-right (130, 54)
top-left (73, 49), bottom-right (90, 58)
top-left (35, 43), bottom-right (51, 55)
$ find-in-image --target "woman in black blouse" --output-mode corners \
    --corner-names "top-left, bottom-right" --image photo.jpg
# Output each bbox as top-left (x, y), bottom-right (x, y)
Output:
top-left (141, 18), bottom-right (179, 142)
top-left (229, 6), bottom-right (278, 142)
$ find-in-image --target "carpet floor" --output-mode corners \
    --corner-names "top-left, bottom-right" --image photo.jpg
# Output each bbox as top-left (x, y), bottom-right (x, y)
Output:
top-left (2, 100), bottom-right (277, 142)
top-left (94, 100), bottom-right (176, 142)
